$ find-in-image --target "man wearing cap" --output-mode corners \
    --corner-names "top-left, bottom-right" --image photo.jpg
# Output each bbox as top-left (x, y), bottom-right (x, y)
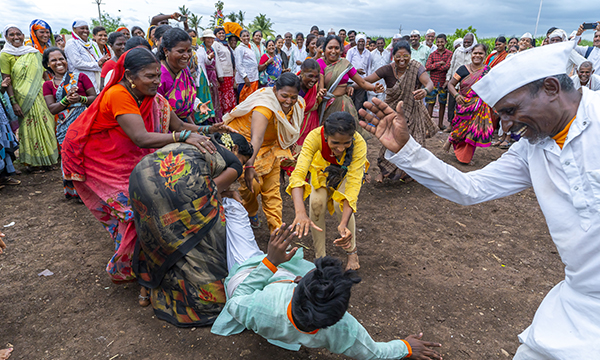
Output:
top-left (518, 33), bottom-right (534, 52)
top-left (422, 29), bottom-right (437, 52)
top-left (572, 22), bottom-right (600, 72)
top-left (385, 33), bottom-right (402, 53)
top-left (359, 40), bottom-right (600, 359)
top-left (347, 34), bottom-right (372, 113)
top-left (571, 61), bottom-right (600, 91)
top-left (409, 30), bottom-right (431, 67)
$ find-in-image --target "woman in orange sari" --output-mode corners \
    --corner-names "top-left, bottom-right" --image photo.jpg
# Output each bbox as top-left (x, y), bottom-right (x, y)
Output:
top-left (485, 36), bottom-right (507, 68)
top-left (61, 48), bottom-right (216, 304)
top-left (28, 19), bottom-right (55, 54)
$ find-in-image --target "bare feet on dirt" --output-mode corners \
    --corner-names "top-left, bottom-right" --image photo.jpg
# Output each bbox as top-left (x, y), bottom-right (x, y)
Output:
top-left (346, 253), bottom-right (360, 271)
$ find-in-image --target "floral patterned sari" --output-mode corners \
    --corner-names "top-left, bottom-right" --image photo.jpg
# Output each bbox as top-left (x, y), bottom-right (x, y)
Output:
top-left (130, 143), bottom-right (228, 327)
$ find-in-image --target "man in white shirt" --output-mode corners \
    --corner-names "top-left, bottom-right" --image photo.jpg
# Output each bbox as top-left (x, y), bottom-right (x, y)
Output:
top-left (289, 32), bottom-right (306, 73)
top-left (571, 61), bottom-right (600, 91)
top-left (368, 37), bottom-right (391, 102)
top-left (385, 33), bottom-right (402, 52)
top-left (358, 41), bottom-right (600, 360)
top-left (281, 32), bottom-right (297, 59)
top-left (422, 29), bottom-right (437, 53)
top-left (346, 34), bottom-right (371, 113)
top-left (572, 22), bottom-right (600, 71)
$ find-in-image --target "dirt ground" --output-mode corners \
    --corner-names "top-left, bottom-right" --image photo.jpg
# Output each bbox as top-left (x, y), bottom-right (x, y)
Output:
top-left (0, 131), bottom-right (563, 360)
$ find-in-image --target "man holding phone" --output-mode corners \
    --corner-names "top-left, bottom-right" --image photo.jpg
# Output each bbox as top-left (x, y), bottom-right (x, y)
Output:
top-left (573, 21), bottom-right (600, 71)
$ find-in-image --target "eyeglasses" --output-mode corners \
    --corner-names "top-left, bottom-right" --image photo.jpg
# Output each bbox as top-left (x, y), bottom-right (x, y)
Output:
top-left (395, 54), bottom-right (411, 60)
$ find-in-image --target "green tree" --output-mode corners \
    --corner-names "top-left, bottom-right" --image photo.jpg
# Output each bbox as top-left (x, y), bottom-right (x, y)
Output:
top-left (91, 12), bottom-right (127, 33)
top-left (189, 14), bottom-right (204, 33)
top-left (60, 28), bottom-right (71, 35)
top-left (226, 11), bottom-right (238, 23)
top-left (237, 10), bottom-right (246, 28)
top-left (179, 5), bottom-right (190, 17)
top-left (248, 13), bottom-right (274, 38)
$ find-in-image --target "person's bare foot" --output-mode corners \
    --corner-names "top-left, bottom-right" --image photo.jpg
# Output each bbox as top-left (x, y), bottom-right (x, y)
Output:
top-left (375, 173), bottom-right (383, 183)
top-left (0, 347), bottom-right (13, 359)
top-left (139, 287), bottom-right (150, 307)
top-left (442, 140), bottom-right (452, 153)
top-left (346, 253), bottom-right (360, 271)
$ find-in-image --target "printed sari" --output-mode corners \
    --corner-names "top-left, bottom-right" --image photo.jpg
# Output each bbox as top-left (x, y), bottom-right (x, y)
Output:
top-left (259, 54), bottom-right (283, 87)
top-left (379, 60), bottom-right (437, 180)
top-left (55, 71), bottom-right (89, 199)
top-left (130, 143), bottom-right (229, 327)
top-left (159, 65), bottom-right (197, 121)
top-left (202, 43), bottom-right (222, 122)
top-left (320, 58), bottom-right (356, 124)
top-left (485, 51), bottom-right (507, 68)
top-left (9, 52), bottom-right (59, 167)
top-left (448, 65), bottom-right (493, 164)
top-left (62, 51), bottom-right (171, 283)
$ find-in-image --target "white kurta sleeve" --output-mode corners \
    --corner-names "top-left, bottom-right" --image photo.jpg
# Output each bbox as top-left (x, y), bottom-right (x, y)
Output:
top-left (385, 137), bottom-right (533, 205)
top-left (64, 41), bottom-right (101, 72)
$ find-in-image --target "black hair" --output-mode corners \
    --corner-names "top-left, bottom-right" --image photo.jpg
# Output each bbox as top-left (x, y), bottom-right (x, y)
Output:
top-left (131, 26), bottom-right (144, 37)
top-left (153, 24), bottom-right (172, 42)
top-left (124, 36), bottom-right (152, 51)
top-left (214, 27), bottom-right (225, 36)
top-left (42, 47), bottom-right (66, 74)
top-left (291, 256), bottom-right (361, 331)
top-left (323, 35), bottom-right (343, 52)
top-left (158, 27), bottom-right (191, 61)
top-left (92, 26), bottom-right (106, 36)
top-left (369, 40), bottom-right (376, 46)
top-left (339, 29), bottom-right (346, 33)
top-left (108, 31), bottom-right (125, 46)
top-left (473, 43), bottom-right (488, 54)
top-left (310, 25), bottom-right (319, 32)
top-left (392, 40), bottom-right (411, 55)
top-left (348, 30), bottom-right (356, 36)
top-left (296, 32), bottom-right (304, 39)
top-left (124, 48), bottom-right (159, 77)
top-left (274, 72), bottom-right (301, 91)
top-left (316, 37), bottom-right (326, 49)
top-left (186, 29), bottom-right (197, 37)
top-left (265, 39), bottom-right (275, 48)
top-left (54, 34), bottom-right (63, 42)
top-left (546, 27), bottom-right (558, 37)
top-left (240, 29), bottom-right (250, 37)
top-left (508, 37), bottom-right (518, 44)
top-left (323, 111), bottom-right (356, 189)
top-left (318, 30), bottom-right (325, 36)
top-left (436, 33), bottom-right (447, 41)
top-left (213, 133), bottom-right (253, 157)
top-left (301, 58), bottom-right (320, 72)
top-left (402, 35), bottom-right (410, 41)
top-left (495, 36), bottom-right (507, 44)
top-left (527, 74), bottom-right (575, 96)
top-left (252, 30), bottom-right (262, 37)
top-left (376, 37), bottom-right (385, 43)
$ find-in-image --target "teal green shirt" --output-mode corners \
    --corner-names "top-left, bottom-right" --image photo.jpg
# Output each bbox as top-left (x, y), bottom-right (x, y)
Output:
top-left (211, 249), bottom-right (410, 359)
top-left (412, 44), bottom-right (431, 67)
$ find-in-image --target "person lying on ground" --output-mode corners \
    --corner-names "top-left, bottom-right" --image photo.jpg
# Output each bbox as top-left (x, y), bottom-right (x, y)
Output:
top-left (211, 224), bottom-right (443, 360)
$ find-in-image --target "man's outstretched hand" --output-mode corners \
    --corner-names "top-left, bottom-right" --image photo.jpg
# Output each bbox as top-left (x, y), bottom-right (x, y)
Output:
top-left (405, 333), bottom-right (442, 360)
top-left (358, 98), bottom-right (410, 154)
top-left (266, 223), bottom-right (298, 267)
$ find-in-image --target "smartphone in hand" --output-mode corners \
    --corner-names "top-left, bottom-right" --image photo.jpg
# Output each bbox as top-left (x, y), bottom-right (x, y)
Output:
top-left (582, 22), bottom-right (598, 30)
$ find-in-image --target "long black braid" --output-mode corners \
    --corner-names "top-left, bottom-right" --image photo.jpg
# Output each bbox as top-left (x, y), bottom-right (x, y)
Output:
top-left (323, 112), bottom-right (356, 189)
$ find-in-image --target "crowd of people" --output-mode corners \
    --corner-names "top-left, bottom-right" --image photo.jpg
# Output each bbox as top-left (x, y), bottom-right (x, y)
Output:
top-left (1, 12), bottom-right (600, 360)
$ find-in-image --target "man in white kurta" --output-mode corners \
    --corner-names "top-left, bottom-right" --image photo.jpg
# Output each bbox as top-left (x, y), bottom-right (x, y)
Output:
top-left (368, 38), bottom-right (390, 102)
top-left (358, 41), bottom-right (600, 360)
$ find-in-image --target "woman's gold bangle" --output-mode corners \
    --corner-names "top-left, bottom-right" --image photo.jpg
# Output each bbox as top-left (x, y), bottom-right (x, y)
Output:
top-left (172, 132), bottom-right (177, 143)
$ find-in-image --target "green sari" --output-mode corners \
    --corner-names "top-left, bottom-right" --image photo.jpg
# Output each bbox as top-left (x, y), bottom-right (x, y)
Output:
top-left (10, 52), bottom-right (58, 166)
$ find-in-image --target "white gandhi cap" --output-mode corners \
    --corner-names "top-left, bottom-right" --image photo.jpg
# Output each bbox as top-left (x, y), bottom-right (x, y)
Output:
top-left (471, 41), bottom-right (574, 107)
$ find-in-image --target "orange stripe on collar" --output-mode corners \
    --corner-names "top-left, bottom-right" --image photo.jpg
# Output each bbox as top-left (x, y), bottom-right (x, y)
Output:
top-left (287, 291), bottom-right (319, 335)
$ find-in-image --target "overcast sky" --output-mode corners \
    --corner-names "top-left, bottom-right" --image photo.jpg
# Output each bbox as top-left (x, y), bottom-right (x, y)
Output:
top-left (5, 0), bottom-right (599, 41)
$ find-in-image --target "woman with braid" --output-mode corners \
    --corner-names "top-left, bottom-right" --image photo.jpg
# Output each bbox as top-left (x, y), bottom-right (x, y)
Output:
top-left (287, 111), bottom-right (368, 271)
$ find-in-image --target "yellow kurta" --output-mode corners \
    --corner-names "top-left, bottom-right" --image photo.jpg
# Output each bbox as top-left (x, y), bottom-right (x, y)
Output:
top-left (286, 126), bottom-right (369, 215)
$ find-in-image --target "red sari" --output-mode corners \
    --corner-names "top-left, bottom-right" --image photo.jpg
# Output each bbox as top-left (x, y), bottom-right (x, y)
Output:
top-left (62, 51), bottom-right (171, 283)
top-left (485, 50), bottom-right (507, 68)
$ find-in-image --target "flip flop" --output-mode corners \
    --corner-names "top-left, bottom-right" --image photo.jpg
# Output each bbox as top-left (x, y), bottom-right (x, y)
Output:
top-left (0, 177), bottom-right (20, 185)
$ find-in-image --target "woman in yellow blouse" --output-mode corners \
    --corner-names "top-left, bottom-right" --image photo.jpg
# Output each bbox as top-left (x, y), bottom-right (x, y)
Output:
top-left (223, 73), bottom-right (304, 232)
top-left (287, 111), bottom-right (368, 271)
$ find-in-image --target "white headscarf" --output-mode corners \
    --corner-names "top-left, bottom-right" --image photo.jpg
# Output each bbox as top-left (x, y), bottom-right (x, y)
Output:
top-left (1, 25), bottom-right (39, 56)
top-left (72, 20), bottom-right (88, 28)
top-left (453, 38), bottom-right (463, 48)
top-left (456, 32), bottom-right (478, 53)
top-left (356, 34), bottom-right (367, 43)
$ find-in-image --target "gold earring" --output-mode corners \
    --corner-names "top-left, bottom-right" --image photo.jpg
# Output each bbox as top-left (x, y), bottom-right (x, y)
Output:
top-left (130, 81), bottom-right (136, 89)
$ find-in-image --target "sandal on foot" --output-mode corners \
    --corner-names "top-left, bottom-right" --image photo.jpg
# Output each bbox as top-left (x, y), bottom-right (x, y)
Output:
top-left (499, 141), bottom-right (511, 149)
top-left (249, 215), bottom-right (261, 229)
top-left (0, 177), bottom-right (20, 186)
top-left (138, 294), bottom-right (150, 307)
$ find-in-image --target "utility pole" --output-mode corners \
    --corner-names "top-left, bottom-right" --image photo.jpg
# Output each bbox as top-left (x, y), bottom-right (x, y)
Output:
top-left (534, 0), bottom-right (543, 38)
top-left (93, 0), bottom-right (103, 24)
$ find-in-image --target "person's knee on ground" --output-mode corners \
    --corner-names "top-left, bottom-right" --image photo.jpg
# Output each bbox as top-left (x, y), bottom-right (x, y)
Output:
top-left (291, 256), bottom-right (361, 332)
